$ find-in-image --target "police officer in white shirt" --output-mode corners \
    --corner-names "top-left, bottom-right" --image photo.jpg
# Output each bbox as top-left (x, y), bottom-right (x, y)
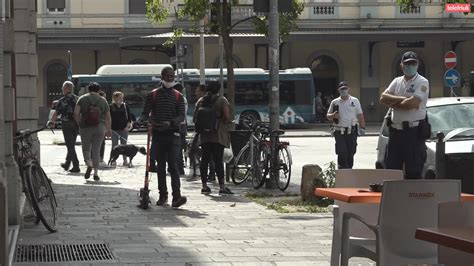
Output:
top-left (380, 51), bottom-right (429, 179)
top-left (327, 81), bottom-right (366, 169)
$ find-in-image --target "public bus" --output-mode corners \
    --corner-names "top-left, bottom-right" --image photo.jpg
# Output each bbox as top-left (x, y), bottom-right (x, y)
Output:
top-left (72, 64), bottom-right (316, 127)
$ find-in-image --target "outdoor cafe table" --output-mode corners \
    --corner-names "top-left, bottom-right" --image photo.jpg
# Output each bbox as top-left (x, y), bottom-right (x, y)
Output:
top-left (314, 187), bottom-right (474, 203)
top-left (415, 227), bottom-right (474, 254)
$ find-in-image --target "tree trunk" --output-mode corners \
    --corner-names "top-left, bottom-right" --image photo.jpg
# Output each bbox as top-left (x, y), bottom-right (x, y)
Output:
top-left (220, 0), bottom-right (235, 114)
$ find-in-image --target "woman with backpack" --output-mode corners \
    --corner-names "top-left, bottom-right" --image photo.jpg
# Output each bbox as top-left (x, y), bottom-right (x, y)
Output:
top-left (193, 82), bottom-right (233, 195)
top-left (110, 91), bottom-right (132, 166)
top-left (74, 82), bottom-right (112, 181)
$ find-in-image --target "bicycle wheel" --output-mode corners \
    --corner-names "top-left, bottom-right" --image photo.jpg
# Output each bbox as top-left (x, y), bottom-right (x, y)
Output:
top-left (25, 161), bottom-right (58, 232)
top-left (232, 144), bottom-right (252, 185)
top-left (276, 146), bottom-right (292, 191)
top-left (252, 144), bottom-right (269, 189)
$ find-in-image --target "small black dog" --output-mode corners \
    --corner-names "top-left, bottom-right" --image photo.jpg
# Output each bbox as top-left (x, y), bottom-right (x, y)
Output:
top-left (108, 144), bottom-right (146, 168)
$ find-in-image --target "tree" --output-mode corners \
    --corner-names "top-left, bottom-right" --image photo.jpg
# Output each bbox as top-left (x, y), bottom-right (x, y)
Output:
top-left (145, 0), bottom-right (304, 110)
top-left (397, 0), bottom-right (472, 13)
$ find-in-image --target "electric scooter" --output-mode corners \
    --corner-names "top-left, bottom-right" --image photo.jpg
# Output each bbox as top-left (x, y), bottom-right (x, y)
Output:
top-left (138, 125), bottom-right (152, 209)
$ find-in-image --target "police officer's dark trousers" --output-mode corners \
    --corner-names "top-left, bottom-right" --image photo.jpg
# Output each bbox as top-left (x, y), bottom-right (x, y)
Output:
top-left (153, 130), bottom-right (182, 199)
top-left (61, 120), bottom-right (79, 168)
top-left (386, 126), bottom-right (426, 179)
top-left (334, 128), bottom-right (357, 169)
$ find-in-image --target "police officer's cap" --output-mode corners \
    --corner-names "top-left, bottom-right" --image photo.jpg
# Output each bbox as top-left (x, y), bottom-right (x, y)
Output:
top-left (401, 51), bottom-right (418, 63)
top-left (338, 81), bottom-right (349, 90)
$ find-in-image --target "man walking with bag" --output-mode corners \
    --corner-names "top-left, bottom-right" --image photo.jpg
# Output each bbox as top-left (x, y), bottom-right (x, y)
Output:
top-left (141, 66), bottom-right (187, 208)
top-left (380, 51), bottom-right (429, 179)
top-left (48, 81), bottom-right (80, 173)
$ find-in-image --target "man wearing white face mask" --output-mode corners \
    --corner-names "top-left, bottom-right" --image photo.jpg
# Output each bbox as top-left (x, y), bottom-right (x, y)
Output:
top-left (327, 81), bottom-right (365, 169)
top-left (141, 66), bottom-right (187, 208)
top-left (380, 51), bottom-right (429, 179)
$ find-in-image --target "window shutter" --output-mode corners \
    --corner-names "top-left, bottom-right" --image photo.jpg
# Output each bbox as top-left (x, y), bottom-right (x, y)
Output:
top-left (47, 0), bottom-right (65, 9)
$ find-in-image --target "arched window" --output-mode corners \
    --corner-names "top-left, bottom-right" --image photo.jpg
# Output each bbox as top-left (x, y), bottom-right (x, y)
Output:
top-left (311, 55), bottom-right (339, 109)
top-left (46, 62), bottom-right (67, 107)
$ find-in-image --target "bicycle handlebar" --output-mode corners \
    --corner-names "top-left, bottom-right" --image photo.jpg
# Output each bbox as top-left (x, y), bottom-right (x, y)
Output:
top-left (13, 126), bottom-right (50, 142)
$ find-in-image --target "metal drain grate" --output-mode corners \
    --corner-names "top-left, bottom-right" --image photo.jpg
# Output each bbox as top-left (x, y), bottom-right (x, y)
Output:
top-left (15, 243), bottom-right (115, 263)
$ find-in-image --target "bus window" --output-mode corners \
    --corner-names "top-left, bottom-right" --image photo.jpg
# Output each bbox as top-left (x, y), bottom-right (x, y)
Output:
top-left (280, 81), bottom-right (296, 105)
top-left (235, 81), bottom-right (268, 105)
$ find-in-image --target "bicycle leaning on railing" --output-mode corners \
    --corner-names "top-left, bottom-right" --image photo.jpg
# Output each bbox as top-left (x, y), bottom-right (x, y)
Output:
top-left (13, 126), bottom-right (57, 232)
top-left (231, 116), bottom-right (292, 191)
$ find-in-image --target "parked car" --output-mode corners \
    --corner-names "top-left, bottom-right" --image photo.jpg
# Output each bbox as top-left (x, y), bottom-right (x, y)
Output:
top-left (376, 97), bottom-right (474, 179)
top-left (48, 100), bottom-right (61, 129)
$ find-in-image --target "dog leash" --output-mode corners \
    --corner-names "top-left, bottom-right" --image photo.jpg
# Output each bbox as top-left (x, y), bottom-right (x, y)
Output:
top-left (112, 130), bottom-right (136, 146)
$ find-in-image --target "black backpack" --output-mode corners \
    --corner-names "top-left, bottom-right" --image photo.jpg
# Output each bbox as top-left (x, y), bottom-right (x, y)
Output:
top-left (195, 98), bottom-right (218, 134)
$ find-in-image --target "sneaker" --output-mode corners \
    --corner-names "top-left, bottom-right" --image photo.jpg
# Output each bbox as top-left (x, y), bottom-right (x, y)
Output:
top-left (69, 167), bottom-right (80, 173)
top-left (93, 175), bottom-right (100, 181)
top-left (156, 196), bottom-right (168, 206)
top-left (60, 163), bottom-right (70, 171)
top-left (201, 187), bottom-right (211, 194)
top-left (219, 187), bottom-right (234, 195)
top-left (84, 167), bottom-right (92, 179)
top-left (171, 196), bottom-right (187, 208)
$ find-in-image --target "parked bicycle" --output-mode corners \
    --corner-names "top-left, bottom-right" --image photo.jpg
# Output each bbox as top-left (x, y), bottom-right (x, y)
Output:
top-left (231, 116), bottom-right (292, 191)
top-left (13, 126), bottom-right (57, 232)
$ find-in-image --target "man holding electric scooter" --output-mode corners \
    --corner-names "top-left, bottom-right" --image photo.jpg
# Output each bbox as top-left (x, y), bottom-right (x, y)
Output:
top-left (140, 66), bottom-right (187, 208)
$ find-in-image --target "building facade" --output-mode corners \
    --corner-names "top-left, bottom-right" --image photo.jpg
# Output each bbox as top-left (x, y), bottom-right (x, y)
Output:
top-left (37, 0), bottom-right (474, 122)
top-left (1, 0), bottom-right (39, 264)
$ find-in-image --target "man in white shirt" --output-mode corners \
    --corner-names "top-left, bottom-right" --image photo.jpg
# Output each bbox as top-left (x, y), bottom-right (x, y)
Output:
top-left (327, 81), bottom-right (366, 169)
top-left (380, 51), bottom-right (429, 179)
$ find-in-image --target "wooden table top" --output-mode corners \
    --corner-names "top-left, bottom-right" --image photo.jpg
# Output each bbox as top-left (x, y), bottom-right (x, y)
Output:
top-left (314, 187), bottom-right (474, 203)
top-left (415, 227), bottom-right (474, 254)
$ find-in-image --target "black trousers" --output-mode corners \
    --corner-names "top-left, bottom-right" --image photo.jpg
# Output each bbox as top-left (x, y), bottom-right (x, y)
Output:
top-left (200, 142), bottom-right (225, 186)
top-left (386, 126), bottom-right (427, 179)
top-left (61, 120), bottom-right (79, 168)
top-left (334, 129), bottom-right (358, 169)
top-left (153, 130), bottom-right (181, 198)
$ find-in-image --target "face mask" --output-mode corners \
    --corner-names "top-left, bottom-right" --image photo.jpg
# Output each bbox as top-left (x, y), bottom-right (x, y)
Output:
top-left (162, 81), bottom-right (176, 88)
top-left (339, 90), bottom-right (349, 97)
top-left (403, 65), bottom-right (418, 77)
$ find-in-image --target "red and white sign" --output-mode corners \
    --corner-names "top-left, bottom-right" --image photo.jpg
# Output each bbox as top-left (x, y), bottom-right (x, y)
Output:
top-left (446, 3), bottom-right (471, 13)
top-left (444, 51), bottom-right (457, 69)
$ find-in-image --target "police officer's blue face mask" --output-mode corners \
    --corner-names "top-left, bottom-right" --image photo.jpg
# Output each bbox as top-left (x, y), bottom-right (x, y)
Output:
top-left (339, 89), bottom-right (349, 97)
top-left (403, 64), bottom-right (418, 77)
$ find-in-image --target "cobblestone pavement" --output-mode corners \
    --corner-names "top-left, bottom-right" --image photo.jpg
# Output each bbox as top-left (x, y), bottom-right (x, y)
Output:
top-left (14, 132), bottom-right (374, 266)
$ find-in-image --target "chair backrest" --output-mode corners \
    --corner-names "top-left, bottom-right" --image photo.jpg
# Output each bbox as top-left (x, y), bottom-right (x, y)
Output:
top-left (438, 201), bottom-right (474, 265)
top-left (334, 169), bottom-right (404, 237)
top-left (378, 180), bottom-right (461, 262)
top-left (335, 169), bottom-right (404, 188)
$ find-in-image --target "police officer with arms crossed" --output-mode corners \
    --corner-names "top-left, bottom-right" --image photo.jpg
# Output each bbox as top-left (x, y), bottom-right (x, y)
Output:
top-left (380, 51), bottom-right (429, 179)
top-left (327, 81), bottom-right (366, 169)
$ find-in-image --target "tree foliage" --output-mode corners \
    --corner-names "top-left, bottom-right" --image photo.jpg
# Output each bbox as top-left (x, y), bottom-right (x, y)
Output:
top-left (145, 0), bottom-right (304, 108)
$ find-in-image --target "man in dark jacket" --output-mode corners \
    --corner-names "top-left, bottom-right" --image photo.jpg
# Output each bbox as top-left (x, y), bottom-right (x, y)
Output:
top-left (141, 66), bottom-right (187, 208)
top-left (48, 81), bottom-right (80, 173)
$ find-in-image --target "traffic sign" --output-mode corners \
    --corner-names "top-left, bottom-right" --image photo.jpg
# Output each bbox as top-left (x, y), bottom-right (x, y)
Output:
top-left (444, 69), bottom-right (461, 87)
top-left (444, 51), bottom-right (457, 69)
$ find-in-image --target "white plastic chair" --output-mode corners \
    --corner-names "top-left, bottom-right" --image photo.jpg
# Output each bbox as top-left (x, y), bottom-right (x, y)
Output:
top-left (340, 179), bottom-right (461, 266)
top-left (438, 201), bottom-right (474, 265)
top-left (329, 169), bottom-right (403, 266)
